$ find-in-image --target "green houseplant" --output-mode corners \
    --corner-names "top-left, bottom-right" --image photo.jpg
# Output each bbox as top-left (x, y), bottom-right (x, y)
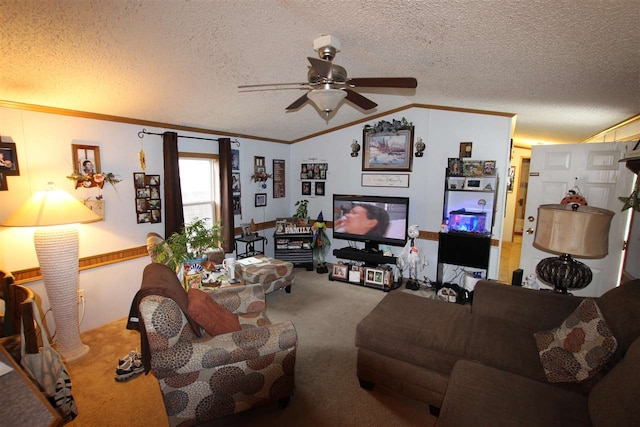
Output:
top-left (154, 218), bottom-right (222, 271)
top-left (293, 199), bottom-right (309, 226)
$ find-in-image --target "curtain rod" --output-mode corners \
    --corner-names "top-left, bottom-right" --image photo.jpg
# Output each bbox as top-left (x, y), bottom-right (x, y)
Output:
top-left (138, 128), bottom-right (240, 146)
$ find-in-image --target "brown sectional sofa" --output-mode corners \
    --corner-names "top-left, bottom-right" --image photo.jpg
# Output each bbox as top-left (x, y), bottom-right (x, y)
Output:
top-left (355, 279), bottom-right (640, 426)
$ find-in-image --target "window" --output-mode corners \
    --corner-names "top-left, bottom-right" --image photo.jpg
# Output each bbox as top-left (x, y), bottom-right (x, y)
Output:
top-left (178, 153), bottom-right (220, 226)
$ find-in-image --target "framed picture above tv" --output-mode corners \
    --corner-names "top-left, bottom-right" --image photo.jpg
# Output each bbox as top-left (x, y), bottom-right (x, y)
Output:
top-left (362, 119), bottom-right (414, 172)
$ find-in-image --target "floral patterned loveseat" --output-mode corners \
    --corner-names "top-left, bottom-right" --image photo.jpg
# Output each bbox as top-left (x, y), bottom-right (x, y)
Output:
top-left (138, 270), bottom-right (297, 427)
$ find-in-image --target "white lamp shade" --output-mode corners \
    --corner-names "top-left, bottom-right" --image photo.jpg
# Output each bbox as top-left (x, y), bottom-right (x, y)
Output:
top-left (307, 89), bottom-right (347, 113)
top-left (2, 187), bottom-right (102, 227)
top-left (533, 204), bottom-right (614, 259)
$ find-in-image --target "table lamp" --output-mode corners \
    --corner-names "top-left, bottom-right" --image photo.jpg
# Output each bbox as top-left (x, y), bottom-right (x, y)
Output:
top-left (533, 203), bottom-right (614, 294)
top-left (2, 183), bottom-right (101, 361)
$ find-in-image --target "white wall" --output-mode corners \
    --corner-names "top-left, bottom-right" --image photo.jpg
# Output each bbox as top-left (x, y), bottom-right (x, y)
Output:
top-left (290, 107), bottom-right (513, 282)
top-left (0, 104), bottom-right (513, 332)
top-left (0, 106), bottom-right (291, 332)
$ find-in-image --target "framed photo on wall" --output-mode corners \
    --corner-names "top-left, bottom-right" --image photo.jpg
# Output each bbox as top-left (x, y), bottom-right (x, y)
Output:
top-left (459, 142), bottom-right (472, 158)
top-left (302, 181), bottom-right (311, 195)
top-left (0, 142), bottom-right (20, 176)
top-left (255, 193), bottom-right (267, 207)
top-left (362, 124), bottom-right (414, 172)
top-left (72, 144), bottom-right (101, 175)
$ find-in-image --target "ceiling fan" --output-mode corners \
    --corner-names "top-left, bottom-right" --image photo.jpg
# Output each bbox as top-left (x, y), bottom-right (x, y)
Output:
top-left (238, 35), bottom-right (417, 118)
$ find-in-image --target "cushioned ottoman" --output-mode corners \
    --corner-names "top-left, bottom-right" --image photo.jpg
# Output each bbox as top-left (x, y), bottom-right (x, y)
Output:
top-left (237, 256), bottom-right (294, 294)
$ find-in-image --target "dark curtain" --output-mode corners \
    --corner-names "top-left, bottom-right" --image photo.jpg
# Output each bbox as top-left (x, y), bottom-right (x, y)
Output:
top-left (219, 138), bottom-right (235, 253)
top-left (163, 132), bottom-right (184, 237)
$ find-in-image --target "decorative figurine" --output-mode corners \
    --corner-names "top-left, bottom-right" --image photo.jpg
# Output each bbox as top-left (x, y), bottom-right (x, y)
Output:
top-left (311, 211), bottom-right (331, 273)
top-left (398, 224), bottom-right (428, 290)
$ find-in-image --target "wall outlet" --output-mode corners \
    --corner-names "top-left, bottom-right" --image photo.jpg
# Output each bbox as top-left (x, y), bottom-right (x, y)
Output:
top-left (78, 289), bottom-right (85, 299)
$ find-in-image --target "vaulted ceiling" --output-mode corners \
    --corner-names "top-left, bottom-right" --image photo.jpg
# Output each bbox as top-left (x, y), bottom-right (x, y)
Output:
top-left (1, 0), bottom-right (638, 144)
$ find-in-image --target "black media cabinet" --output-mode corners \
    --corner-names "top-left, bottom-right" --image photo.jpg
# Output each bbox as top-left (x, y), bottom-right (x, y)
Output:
top-left (331, 247), bottom-right (401, 291)
top-left (332, 247), bottom-right (396, 266)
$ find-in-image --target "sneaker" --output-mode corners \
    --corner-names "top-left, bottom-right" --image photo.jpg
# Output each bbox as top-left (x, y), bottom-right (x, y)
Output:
top-left (118, 350), bottom-right (142, 367)
top-left (115, 358), bottom-right (144, 382)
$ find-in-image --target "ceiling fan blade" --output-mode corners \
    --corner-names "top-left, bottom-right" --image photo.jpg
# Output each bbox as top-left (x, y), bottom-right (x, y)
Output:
top-left (238, 82), bottom-right (308, 89)
top-left (347, 77), bottom-right (417, 88)
top-left (307, 57), bottom-right (333, 78)
top-left (286, 93), bottom-right (309, 110)
top-left (344, 89), bottom-right (377, 110)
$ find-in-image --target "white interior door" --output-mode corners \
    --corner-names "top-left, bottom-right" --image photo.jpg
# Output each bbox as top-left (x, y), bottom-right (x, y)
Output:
top-left (519, 141), bottom-right (635, 296)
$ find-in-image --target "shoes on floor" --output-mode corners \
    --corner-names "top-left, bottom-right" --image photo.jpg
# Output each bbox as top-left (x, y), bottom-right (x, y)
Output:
top-left (115, 356), bottom-right (144, 382)
top-left (118, 350), bottom-right (142, 366)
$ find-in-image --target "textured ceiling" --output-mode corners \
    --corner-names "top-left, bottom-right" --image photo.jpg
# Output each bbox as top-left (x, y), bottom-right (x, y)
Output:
top-left (1, 0), bottom-right (639, 143)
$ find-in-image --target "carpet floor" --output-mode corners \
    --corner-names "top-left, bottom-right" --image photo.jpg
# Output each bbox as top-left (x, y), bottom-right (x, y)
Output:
top-left (66, 269), bottom-right (436, 426)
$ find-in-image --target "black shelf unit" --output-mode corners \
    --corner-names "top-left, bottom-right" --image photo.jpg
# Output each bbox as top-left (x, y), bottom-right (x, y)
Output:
top-left (332, 247), bottom-right (396, 266)
top-left (437, 166), bottom-right (498, 283)
top-left (331, 248), bottom-right (400, 292)
top-left (274, 231), bottom-right (314, 270)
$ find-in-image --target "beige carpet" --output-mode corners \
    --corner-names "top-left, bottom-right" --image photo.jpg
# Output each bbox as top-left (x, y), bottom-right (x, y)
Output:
top-left (66, 270), bottom-right (436, 426)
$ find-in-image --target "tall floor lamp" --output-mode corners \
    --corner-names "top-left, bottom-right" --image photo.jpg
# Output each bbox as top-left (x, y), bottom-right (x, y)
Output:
top-left (533, 203), bottom-right (614, 294)
top-left (1, 183), bottom-right (101, 361)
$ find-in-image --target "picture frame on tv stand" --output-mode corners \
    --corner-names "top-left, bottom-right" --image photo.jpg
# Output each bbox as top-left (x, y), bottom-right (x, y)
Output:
top-left (364, 267), bottom-right (385, 289)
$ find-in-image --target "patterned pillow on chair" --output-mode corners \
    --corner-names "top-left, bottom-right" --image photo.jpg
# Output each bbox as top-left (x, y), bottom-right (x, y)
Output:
top-left (534, 298), bottom-right (617, 383)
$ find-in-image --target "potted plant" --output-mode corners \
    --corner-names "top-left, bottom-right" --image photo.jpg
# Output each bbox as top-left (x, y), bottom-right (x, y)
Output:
top-left (154, 217), bottom-right (222, 273)
top-left (293, 199), bottom-right (309, 226)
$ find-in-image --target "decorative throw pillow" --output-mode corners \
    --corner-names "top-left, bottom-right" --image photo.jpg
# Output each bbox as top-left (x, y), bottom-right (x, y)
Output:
top-left (534, 298), bottom-right (617, 383)
top-left (187, 288), bottom-right (241, 337)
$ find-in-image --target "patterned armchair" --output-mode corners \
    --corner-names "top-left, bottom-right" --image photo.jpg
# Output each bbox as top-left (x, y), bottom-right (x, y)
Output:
top-left (139, 283), bottom-right (297, 426)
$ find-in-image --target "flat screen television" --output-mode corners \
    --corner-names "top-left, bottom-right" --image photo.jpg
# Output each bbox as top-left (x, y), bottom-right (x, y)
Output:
top-left (333, 194), bottom-right (409, 251)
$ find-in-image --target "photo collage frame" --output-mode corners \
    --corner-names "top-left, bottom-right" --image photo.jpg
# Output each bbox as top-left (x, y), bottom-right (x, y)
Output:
top-left (134, 172), bottom-right (161, 224)
top-left (232, 149), bottom-right (242, 216)
top-left (300, 162), bottom-right (327, 197)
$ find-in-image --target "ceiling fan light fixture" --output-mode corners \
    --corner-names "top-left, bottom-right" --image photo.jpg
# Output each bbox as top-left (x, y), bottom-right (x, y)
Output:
top-left (307, 89), bottom-right (346, 115)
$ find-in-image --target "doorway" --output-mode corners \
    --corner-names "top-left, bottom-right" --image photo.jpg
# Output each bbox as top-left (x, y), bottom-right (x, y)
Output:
top-left (513, 158), bottom-right (530, 236)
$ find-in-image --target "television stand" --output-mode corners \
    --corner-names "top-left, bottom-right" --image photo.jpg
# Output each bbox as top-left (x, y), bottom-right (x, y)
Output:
top-left (333, 247), bottom-right (396, 267)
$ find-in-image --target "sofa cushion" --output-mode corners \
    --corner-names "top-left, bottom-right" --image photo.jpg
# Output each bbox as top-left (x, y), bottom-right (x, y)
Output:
top-left (595, 279), bottom-right (640, 357)
top-left (534, 298), bottom-right (617, 383)
top-left (465, 315), bottom-right (549, 384)
top-left (187, 288), bottom-right (241, 337)
top-left (356, 292), bottom-right (472, 374)
top-left (436, 360), bottom-right (590, 427)
top-left (589, 336), bottom-right (640, 427)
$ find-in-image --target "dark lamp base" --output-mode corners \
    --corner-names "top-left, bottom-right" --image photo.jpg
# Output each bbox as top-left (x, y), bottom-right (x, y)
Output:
top-left (535, 253), bottom-right (593, 294)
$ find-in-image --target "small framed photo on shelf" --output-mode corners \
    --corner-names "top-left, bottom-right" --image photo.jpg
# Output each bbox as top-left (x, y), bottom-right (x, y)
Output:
top-left (448, 177), bottom-right (466, 190)
top-left (447, 158), bottom-right (463, 176)
top-left (463, 160), bottom-right (484, 177)
top-left (483, 160), bottom-right (496, 175)
top-left (332, 264), bottom-right (348, 280)
top-left (255, 193), bottom-right (267, 207)
top-left (364, 267), bottom-right (385, 288)
top-left (464, 177), bottom-right (485, 191)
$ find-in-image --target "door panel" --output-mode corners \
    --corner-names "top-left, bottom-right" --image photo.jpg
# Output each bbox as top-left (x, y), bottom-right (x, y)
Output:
top-left (519, 142), bottom-right (635, 297)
